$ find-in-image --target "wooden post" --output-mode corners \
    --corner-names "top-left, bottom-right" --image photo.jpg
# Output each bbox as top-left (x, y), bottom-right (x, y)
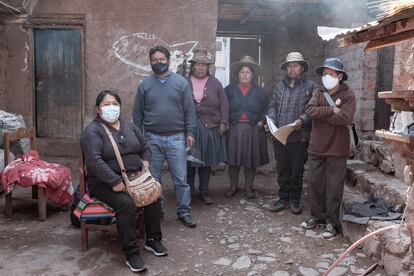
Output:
top-left (32, 185), bottom-right (38, 207)
top-left (80, 220), bottom-right (88, 251)
top-left (37, 186), bottom-right (47, 221)
top-left (4, 192), bottom-right (12, 218)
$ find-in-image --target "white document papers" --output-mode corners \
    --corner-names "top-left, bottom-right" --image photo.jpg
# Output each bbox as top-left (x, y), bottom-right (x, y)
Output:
top-left (265, 115), bottom-right (296, 145)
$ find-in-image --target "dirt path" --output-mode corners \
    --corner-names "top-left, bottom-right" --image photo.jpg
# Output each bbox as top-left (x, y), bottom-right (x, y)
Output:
top-left (0, 169), bottom-right (384, 275)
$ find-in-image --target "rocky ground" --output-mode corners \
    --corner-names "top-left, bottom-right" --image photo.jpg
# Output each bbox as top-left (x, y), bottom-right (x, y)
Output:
top-left (0, 165), bottom-right (386, 275)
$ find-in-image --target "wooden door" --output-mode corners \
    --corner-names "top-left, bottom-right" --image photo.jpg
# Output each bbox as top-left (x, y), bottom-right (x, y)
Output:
top-left (34, 28), bottom-right (82, 138)
top-left (375, 46), bottom-right (394, 130)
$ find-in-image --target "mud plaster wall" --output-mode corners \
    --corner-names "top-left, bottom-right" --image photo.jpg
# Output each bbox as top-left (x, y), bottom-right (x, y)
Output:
top-left (3, 0), bottom-right (217, 127)
top-left (1, 24), bottom-right (31, 124)
top-left (393, 38), bottom-right (414, 91)
top-left (0, 25), bottom-right (7, 111)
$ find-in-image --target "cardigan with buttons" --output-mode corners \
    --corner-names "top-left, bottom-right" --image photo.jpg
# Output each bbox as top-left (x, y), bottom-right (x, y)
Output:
top-left (186, 75), bottom-right (229, 128)
top-left (225, 83), bottom-right (269, 125)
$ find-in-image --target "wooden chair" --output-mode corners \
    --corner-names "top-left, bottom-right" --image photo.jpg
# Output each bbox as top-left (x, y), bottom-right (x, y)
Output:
top-left (79, 151), bottom-right (145, 251)
top-left (3, 127), bottom-right (47, 221)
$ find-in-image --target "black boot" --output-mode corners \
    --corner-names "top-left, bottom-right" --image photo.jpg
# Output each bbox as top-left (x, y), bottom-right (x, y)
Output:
top-left (225, 166), bottom-right (239, 197)
top-left (245, 168), bottom-right (256, 199)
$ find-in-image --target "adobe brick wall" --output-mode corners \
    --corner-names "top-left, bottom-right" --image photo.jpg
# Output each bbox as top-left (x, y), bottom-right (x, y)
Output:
top-left (325, 41), bottom-right (377, 134)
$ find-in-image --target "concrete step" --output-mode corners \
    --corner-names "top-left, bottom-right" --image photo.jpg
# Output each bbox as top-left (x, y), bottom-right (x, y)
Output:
top-left (346, 159), bottom-right (409, 212)
top-left (342, 159), bottom-right (413, 275)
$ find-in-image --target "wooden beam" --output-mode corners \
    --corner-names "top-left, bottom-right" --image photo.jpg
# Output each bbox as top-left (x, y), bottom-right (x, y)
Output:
top-left (220, 0), bottom-right (321, 5)
top-left (338, 16), bottom-right (414, 48)
top-left (378, 90), bottom-right (414, 99)
top-left (364, 29), bottom-right (414, 51)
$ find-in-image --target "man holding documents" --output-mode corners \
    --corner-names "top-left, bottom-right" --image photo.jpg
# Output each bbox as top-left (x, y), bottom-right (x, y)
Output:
top-left (301, 58), bottom-right (356, 239)
top-left (268, 52), bottom-right (318, 215)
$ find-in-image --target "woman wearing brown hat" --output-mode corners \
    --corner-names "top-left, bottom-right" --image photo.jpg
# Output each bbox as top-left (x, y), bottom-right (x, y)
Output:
top-left (224, 56), bottom-right (269, 199)
top-left (186, 49), bottom-right (229, 205)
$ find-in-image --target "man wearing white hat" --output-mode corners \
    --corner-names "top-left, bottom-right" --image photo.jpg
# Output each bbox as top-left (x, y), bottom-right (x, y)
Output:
top-left (268, 52), bottom-right (318, 215)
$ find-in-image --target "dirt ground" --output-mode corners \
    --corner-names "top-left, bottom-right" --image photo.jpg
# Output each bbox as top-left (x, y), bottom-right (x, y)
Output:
top-left (0, 162), bottom-right (385, 276)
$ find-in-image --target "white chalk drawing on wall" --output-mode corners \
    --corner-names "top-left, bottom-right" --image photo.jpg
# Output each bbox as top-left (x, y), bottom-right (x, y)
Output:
top-left (113, 32), bottom-right (199, 76)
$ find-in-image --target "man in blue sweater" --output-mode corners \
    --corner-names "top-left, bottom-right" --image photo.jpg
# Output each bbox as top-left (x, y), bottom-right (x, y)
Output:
top-left (133, 45), bottom-right (197, 228)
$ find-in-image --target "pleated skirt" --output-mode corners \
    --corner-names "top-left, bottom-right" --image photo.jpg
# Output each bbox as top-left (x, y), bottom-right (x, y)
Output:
top-left (227, 122), bottom-right (269, 168)
top-left (188, 119), bottom-right (227, 167)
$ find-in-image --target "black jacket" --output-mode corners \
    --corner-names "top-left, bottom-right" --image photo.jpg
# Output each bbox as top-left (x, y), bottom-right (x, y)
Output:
top-left (80, 117), bottom-right (150, 188)
top-left (267, 75), bottom-right (318, 142)
top-left (225, 83), bottom-right (269, 125)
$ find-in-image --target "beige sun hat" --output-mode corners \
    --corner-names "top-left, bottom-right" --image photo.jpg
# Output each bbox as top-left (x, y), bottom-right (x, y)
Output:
top-left (189, 49), bottom-right (214, 64)
top-left (230, 56), bottom-right (261, 76)
top-left (280, 52), bottom-right (309, 72)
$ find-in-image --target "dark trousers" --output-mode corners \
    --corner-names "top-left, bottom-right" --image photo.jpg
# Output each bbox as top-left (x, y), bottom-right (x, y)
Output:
top-left (187, 166), bottom-right (211, 193)
top-left (90, 184), bottom-right (162, 257)
top-left (307, 154), bottom-right (347, 229)
top-left (273, 141), bottom-right (307, 204)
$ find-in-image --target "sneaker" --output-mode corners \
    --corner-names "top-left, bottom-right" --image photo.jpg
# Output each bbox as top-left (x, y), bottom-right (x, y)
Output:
top-left (144, 239), bottom-right (168, 257)
top-left (269, 200), bottom-right (290, 212)
top-left (125, 254), bottom-right (147, 273)
top-left (301, 218), bottom-right (317, 229)
top-left (178, 214), bottom-right (197, 228)
top-left (199, 193), bottom-right (214, 205)
top-left (291, 203), bottom-right (302, 215)
top-left (322, 224), bottom-right (337, 239)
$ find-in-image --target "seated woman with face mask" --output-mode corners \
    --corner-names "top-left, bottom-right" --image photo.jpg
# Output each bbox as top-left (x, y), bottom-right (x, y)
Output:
top-left (80, 90), bottom-right (167, 273)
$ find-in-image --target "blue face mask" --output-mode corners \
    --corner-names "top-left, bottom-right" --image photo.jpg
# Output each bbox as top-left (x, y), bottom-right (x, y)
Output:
top-left (100, 105), bottom-right (120, 123)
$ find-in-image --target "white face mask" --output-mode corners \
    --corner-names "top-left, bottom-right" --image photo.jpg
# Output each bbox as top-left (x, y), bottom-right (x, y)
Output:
top-left (100, 105), bottom-right (120, 123)
top-left (322, 74), bottom-right (339, 90)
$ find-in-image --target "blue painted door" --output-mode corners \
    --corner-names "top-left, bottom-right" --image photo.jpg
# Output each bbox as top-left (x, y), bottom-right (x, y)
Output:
top-left (34, 29), bottom-right (82, 138)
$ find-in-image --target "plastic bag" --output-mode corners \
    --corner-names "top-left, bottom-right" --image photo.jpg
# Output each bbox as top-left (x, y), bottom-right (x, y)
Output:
top-left (0, 110), bottom-right (31, 153)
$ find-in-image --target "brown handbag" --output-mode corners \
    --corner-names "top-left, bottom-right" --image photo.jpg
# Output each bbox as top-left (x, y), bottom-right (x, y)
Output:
top-left (101, 124), bottom-right (162, 207)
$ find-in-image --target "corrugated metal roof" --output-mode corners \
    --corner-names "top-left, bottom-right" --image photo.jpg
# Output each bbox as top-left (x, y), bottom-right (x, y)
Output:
top-left (333, 1), bottom-right (414, 40)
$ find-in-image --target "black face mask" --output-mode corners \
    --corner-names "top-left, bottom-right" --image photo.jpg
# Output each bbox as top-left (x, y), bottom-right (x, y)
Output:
top-left (151, 62), bottom-right (169, 75)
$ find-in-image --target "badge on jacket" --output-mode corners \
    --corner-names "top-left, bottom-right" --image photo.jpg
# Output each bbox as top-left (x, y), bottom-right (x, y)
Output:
top-left (335, 98), bottom-right (341, 106)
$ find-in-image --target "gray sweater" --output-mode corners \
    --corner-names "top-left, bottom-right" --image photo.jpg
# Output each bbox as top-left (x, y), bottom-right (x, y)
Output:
top-left (133, 72), bottom-right (196, 136)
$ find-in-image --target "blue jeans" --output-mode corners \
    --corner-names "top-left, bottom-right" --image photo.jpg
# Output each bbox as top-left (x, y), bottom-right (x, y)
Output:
top-left (144, 132), bottom-right (192, 218)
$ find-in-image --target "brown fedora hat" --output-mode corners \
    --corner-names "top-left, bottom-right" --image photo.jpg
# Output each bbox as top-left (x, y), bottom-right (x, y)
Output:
top-left (189, 49), bottom-right (214, 64)
top-left (231, 56), bottom-right (261, 76)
